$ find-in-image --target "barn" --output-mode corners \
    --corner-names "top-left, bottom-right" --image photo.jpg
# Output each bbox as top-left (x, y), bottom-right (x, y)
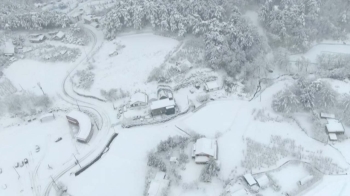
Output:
top-left (150, 98), bottom-right (176, 116)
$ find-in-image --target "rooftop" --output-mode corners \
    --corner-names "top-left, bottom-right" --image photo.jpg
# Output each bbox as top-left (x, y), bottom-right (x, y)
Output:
top-left (4, 41), bottom-right (15, 54)
top-left (205, 81), bottom-right (220, 90)
top-left (194, 138), bottom-right (217, 158)
top-left (243, 174), bottom-right (257, 186)
top-left (130, 92), bottom-right (148, 104)
top-left (329, 133), bottom-right (337, 141)
top-left (67, 110), bottom-right (92, 141)
top-left (326, 121), bottom-right (345, 133)
top-left (255, 174), bottom-right (269, 187)
top-left (320, 113), bottom-right (335, 119)
top-left (150, 99), bottom-right (175, 110)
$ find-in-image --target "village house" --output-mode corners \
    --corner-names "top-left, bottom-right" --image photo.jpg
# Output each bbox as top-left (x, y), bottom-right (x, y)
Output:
top-left (30, 35), bottom-right (46, 43)
top-left (204, 80), bottom-right (221, 92)
top-left (3, 41), bottom-right (15, 56)
top-left (129, 92), bottom-right (148, 108)
top-left (192, 138), bottom-right (218, 164)
top-left (150, 98), bottom-right (176, 116)
top-left (243, 174), bottom-right (257, 186)
top-left (325, 119), bottom-right (345, 141)
top-left (147, 172), bottom-right (170, 196)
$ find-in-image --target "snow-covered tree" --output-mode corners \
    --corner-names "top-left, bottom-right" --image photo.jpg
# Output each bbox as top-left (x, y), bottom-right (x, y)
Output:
top-left (199, 158), bottom-right (220, 182)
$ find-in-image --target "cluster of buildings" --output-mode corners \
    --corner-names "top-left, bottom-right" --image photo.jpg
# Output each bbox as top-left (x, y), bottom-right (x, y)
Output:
top-left (128, 88), bottom-right (176, 117)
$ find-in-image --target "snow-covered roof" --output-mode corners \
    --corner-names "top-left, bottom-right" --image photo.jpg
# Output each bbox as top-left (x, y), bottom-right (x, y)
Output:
top-left (4, 41), bottom-right (14, 55)
top-left (230, 189), bottom-right (248, 196)
top-left (130, 92), bottom-right (148, 105)
top-left (299, 175), bottom-right (313, 185)
top-left (326, 121), bottom-right (345, 133)
top-left (55, 31), bottom-right (65, 38)
top-left (243, 174), bottom-right (257, 186)
top-left (327, 119), bottom-right (338, 124)
top-left (147, 179), bottom-right (169, 196)
top-left (194, 138), bottom-right (217, 158)
top-left (195, 156), bottom-right (209, 163)
top-left (329, 133), bottom-right (337, 141)
top-left (320, 113), bottom-right (335, 119)
top-left (30, 35), bottom-right (45, 41)
top-left (150, 99), bottom-right (175, 110)
top-left (66, 110), bottom-right (92, 142)
top-left (205, 81), bottom-right (220, 90)
top-left (256, 174), bottom-right (269, 187)
top-left (169, 157), bottom-right (178, 162)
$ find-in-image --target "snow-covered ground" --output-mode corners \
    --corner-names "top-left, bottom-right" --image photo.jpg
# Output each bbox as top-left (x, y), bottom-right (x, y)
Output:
top-left (85, 33), bottom-right (179, 98)
top-left (0, 114), bottom-right (83, 196)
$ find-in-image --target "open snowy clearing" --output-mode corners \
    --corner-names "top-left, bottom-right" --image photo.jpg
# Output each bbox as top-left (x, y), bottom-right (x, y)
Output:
top-left (86, 33), bottom-right (179, 97)
top-left (0, 114), bottom-right (81, 196)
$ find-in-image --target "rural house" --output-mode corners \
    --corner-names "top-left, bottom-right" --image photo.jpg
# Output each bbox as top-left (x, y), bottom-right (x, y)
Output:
top-left (150, 98), bottom-right (176, 116)
top-left (192, 138), bottom-right (218, 164)
top-left (129, 92), bottom-right (148, 108)
top-left (204, 81), bottom-right (221, 92)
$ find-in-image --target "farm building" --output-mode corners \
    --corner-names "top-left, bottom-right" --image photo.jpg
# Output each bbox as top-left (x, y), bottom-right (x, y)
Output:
top-left (54, 31), bottom-right (65, 40)
top-left (150, 98), bottom-right (176, 116)
top-left (326, 120), bottom-right (345, 134)
top-left (129, 92), bottom-right (148, 108)
top-left (66, 110), bottom-right (93, 143)
top-left (243, 174), bottom-right (257, 186)
top-left (3, 41), bottom-right (15, 56)
top-left (147, 172), bottom-right (170, 196)
top-left (192, 138), bottom-right (218, 163)
top-left (204, 81), bottom-right (221, 92)
top-left (30, 35), bottom-right (46, 43)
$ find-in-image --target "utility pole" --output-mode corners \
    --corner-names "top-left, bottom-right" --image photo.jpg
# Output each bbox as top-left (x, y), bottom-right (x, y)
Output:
top-left (37, 82), bottom-right (45, 95)
top-left (75, 100), bottom-right (81, 111)
top-left (13, 167), bottom-right (20, 179)
top-left (72, 154), bottom-right (81, 168)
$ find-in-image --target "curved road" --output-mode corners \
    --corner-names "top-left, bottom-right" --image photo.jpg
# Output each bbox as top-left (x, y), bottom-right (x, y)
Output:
top-left (42, 25), bottom-right (112, 196)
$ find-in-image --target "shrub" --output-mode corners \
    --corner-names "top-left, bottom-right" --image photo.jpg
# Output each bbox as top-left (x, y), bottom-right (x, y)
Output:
top-left (100, 88), bottom-right (130, 102)
top-left (157, 136), bottom-right (189, 153)
top-left (147, 152), bottom-right (167, 172)
top-left (199, 158), bottom-right (220, 182)
top-left (272, 88), bottom-right (300, 113)
top-left (196, 94), bottom-right (209, 103)
top-left (178, 153), bottom-right (189, 164)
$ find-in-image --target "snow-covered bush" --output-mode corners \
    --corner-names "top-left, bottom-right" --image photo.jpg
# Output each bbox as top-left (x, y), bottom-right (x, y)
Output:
top-left (147, 66), bottom-right (167, 83)
top-left (147, 152), bottom-right (167, 172)
top-left (157, 136), bottom-right (189, 153)
top-left (100, 88), bottom-right (130, 102)
top-left (196, 94), bottom-right (209, 103)
top-left (199, 158), bottom-right (220, 182)
top-left (178, 153), bottom-right (189, 164)
top-left (272, 88), bottom-right (300, 113)
top-left (2, 93), bottom-right (51, 116)
top-left (73, 69), bottom-right (95, 90)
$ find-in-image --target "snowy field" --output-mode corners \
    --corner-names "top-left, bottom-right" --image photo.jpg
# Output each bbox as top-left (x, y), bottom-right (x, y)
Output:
top-left (87, 33), bottom-right (179, 96)
top-left (64, 124), bottom-right (186, 196)
top-left (0, 114), bottom-right (81, 196)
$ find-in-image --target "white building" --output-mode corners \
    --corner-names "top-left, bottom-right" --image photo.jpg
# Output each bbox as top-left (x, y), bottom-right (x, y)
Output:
top-left (147, 172), bottom-right (170, 196)
top-left (66, 110), bottom-right (93, 143)
top-left (129, 92), bottom-right (148, 108)
top-left (320, 112), bottom-right (335, 119)
top-left (204, 81), bottom-right (221, 92)
top-left (326, 120), bottom-right (345, 134)
top-left (54, 31), bottom-right (65, 40)
top-left (4, 41), bottom-right (15, 56)
top-left (150, 98), bottom-right (176, 116)
top-left (192, 138), bottom-right (218, 163)
top-left (243, 174), bottom-right (257, 186)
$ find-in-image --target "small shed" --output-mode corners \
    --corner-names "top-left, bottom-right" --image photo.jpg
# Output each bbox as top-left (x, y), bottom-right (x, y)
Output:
top-left (329, 133), bottom-right (338, 141)
top-left (320, 113), bottom-right (335, 119)
top-left (256, 174), bottom-right (269, 188)
top-left (243, 174), bottom-right (257, 186)
top-left (30, 35), bottom-right (46, 43)
top-left (204, 81), bottom-right (221, 92)
top-left (326, 121), bottom-right (345, 134)
top-left (299, 175), bottom-right (313, 185)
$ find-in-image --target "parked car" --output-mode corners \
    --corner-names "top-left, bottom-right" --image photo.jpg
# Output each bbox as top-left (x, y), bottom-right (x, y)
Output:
top-left (35, 145), bottom-right (40, 153)
top-left (23, 158), bottom-right (28, 164)
top-left (55, 137), bottom-right (62, 143)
